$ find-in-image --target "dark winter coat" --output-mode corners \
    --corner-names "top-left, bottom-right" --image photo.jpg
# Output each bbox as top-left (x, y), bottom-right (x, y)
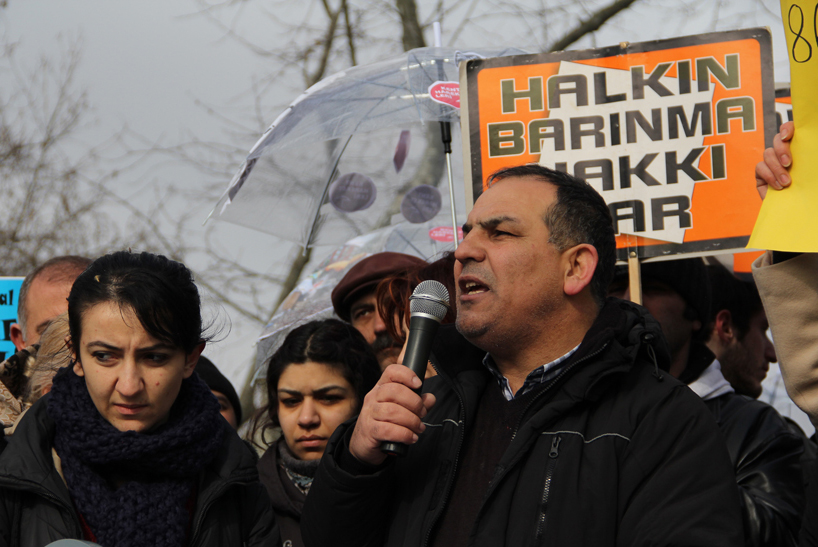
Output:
top-left (258, 441), bottom-right (306, 547)
top-left (302, 299), bottom-right (744, 547)
top-left (704, 393), bottom-right (806, 547)
top-left (0, 397), bottom-right (279, 547)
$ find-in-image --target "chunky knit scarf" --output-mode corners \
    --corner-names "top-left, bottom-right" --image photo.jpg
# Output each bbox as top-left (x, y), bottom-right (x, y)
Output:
top-left (47, 366), bottom-right (224, 547)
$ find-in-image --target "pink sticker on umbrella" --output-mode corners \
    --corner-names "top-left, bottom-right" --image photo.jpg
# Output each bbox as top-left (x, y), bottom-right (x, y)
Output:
top-left (428, 81), bottom-right (460, 109)
top-left (429, 226), bottom-right (464, 242)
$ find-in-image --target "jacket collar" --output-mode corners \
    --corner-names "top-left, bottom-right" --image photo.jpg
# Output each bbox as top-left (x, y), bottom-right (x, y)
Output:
top-left (257, 439), bottom-right (305, 518)
top-left (431, 298), bottom-right (671, 405)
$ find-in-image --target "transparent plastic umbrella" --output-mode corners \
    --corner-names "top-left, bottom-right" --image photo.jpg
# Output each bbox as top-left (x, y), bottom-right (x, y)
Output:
top-left (208, 46), bottom-right (526, 249)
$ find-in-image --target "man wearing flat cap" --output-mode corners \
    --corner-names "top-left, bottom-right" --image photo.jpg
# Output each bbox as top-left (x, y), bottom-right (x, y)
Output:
top-left (331, 252), bottom-right (426, 369)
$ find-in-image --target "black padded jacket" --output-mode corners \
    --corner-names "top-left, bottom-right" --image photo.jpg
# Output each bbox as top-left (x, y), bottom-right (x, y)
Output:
top-left (302, 299), bottom-right (744, 547)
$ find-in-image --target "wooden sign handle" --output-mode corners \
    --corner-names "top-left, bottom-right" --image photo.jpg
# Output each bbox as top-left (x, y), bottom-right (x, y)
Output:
top-left (628, 251), bottom-right (642, 306)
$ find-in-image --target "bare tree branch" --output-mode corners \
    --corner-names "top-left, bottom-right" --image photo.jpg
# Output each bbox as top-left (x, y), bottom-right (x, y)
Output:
top-left (548, 0), bottom-right (642, 52)
top-left (342, 0), bottom-right (357, 66)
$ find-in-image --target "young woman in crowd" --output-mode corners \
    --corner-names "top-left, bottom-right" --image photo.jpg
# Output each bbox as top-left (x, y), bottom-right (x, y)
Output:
top-left (0, 250), bottom-right (277, 547)
top-left (256, 319), bottom-right (380, 547)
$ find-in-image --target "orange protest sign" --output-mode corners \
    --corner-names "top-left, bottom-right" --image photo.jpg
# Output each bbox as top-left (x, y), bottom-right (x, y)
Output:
top-left (461, 29), bottom-right (775, 261)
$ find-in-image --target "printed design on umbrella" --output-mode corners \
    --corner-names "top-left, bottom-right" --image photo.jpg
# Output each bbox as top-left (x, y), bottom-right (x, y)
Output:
top-left (401, 185), bottom-right (442, 223)
top-left (428, 81), bottom-right (460, 109)
top-left (329, 173), bottom-right (377, 213)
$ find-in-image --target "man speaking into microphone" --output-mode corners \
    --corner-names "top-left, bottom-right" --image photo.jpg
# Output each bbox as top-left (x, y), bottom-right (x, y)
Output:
top-left (302, 165), bottom-right (743, 546)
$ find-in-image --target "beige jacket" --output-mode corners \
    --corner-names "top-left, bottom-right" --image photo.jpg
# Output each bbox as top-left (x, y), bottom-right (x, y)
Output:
top-left (753, 252), bottom-right (818, 423)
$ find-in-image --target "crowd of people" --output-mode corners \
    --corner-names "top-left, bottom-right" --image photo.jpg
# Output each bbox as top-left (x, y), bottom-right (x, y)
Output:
top-left (0, 120), bottom-right (814, 546)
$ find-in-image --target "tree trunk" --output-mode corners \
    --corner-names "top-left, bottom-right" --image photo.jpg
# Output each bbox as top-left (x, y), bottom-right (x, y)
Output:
top-left (396, 0), bottom-right (426, 50)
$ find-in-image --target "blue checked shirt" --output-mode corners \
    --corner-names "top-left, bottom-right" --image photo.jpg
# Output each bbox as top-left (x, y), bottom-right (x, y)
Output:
top-left (482, 344), bottom-right (580, 401)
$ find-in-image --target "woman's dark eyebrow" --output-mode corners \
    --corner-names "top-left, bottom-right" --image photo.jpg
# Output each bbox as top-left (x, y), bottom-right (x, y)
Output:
top-left (313, 386), bottom-right (349, 396)
top-left (85, 341), bottom-right (120, 351)
top-left (277, 386), bottom-right (348, 396)
top-left (85, 341), bottom-right (175, 352)
top-left (135, 343), bottom-right (176, 352)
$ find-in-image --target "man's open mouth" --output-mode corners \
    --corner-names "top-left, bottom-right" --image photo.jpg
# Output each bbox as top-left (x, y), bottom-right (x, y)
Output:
top-left (461, 280), bottom-right (489, 295)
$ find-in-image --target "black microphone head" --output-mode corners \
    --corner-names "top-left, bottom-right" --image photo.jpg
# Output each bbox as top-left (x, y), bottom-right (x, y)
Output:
top-left (409, 280), bottom-right (449, 322)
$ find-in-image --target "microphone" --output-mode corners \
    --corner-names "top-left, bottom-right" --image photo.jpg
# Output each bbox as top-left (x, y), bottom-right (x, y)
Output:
top-left (381, 280), bottom-right (450, 457)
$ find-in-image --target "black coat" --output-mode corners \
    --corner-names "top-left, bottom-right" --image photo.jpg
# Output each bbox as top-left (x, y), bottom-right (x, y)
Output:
top-left (0, 397), bottom-right (279, 547)
top-left (302, 299), bottom-right (744, 547)
top-left (258, 441), bottom-right (306, 547)
top-left (704, 393), bottom-right (806, 547)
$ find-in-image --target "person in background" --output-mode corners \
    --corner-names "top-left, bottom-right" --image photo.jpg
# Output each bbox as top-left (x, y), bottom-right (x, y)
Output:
top-left (375, 252), bottom-right (457, 379)
top-left (610, 258), bottom-right (805, 547)
top-left (331, 252), bottom-right (427, 369)
top-left (706, 264), bottom-right (777, 399)
top-left (2, 256), bottom-right (91, 407)
top-left (0, 313), bottom-right (71, 441)
top-left (0, 251), bottom-right (278, 547)
top-left (10, 255), bottom-right (91, 351)
top-left (257, 319), bottom-right (380, 547)
top-left (196, 356), bottom-right (242, 428)
top-left (608, 259), bottom-right (712, 381)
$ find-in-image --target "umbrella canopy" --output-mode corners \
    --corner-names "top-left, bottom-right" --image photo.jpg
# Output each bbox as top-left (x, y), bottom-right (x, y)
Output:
top-left (209, 46), bottom-right (526, 249)
top-left (251, 212), bottom-right (463, 383)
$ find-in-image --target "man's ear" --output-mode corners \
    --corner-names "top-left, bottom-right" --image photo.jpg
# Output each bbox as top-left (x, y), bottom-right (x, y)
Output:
top-left (563, 244), bottom-right (598, 297)
top-left (184, 341), bottom-right (206, 379)
top-left (9, 324), bottom-right (25, 351)
top-left (713, 309), bottom-right (735, 344)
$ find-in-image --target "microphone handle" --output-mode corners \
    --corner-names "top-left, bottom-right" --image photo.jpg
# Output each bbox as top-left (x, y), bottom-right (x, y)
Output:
top-left (381, 315), bottom-right (440, 457)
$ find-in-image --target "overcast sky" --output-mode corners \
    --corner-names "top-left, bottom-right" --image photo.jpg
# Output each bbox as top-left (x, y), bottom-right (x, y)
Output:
top-left (0, 0), bottom-right (792, 390)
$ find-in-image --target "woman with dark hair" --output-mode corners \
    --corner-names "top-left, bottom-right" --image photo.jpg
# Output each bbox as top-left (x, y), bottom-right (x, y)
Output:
top-left (257, 318), bottom-right (380, 547)
top-left (0, 251), bottom-right (278, 547)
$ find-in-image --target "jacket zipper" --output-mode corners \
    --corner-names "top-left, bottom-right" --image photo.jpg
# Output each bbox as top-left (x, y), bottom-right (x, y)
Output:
top-left (472, 342), bottom-right (611, 534)
top-left (421, 340), bottom-right (613, 545)
top-left (421, 358), bottom-right (467, 547)
top-left (535, 436), bottom-right (561, 540)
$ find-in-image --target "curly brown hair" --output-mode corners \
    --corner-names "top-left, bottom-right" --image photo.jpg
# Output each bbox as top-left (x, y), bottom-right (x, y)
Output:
top-left (376, 252), bottom-right (457, 345)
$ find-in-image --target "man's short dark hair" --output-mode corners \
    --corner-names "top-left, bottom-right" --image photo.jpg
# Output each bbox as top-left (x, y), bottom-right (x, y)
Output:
top-left (17, 255), bottom-right (92, 333)
top-left (487, 164), bottom-right (616, 306)
top-left (707, 264), bottom-right (764, 340)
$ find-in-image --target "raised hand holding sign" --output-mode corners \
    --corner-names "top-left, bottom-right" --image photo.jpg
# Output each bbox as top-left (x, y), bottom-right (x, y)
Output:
top-left (749, 0), bottom-right (818, 251)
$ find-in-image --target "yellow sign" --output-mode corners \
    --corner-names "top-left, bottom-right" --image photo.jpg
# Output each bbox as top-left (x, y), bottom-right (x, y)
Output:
top-left (462, 29), bottom-right (775, 261)
top-left (749, 1), bottom-right (818, 251)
